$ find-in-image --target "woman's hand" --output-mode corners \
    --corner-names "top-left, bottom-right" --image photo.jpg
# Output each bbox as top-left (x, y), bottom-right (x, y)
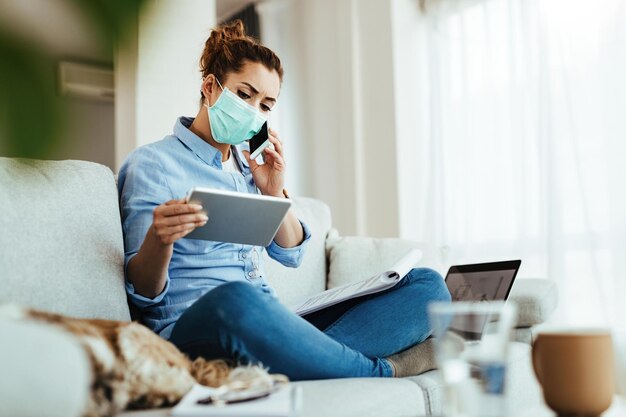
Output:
top-left (243, 128), bottom-right (285, 197)
top-left (127, 198), bottom-right (206, 298)
top-left (151, 199), bottom-right (208, 245)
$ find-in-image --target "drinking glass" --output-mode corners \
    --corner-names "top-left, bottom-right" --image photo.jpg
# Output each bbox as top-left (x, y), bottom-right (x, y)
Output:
top-left (428, 301), bottom-right (518, 417)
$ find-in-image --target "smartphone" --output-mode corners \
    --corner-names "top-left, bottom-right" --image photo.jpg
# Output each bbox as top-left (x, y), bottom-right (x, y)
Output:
top-left (248, 122), bottom-right (271, 160)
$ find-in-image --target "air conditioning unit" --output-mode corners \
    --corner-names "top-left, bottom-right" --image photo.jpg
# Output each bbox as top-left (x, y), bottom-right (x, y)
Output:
top-left (58, 61), bottom-right (114, 101)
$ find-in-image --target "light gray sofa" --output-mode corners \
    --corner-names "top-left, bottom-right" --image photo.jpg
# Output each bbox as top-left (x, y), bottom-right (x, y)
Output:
top-left (0, 158), bottom-right (557, 417)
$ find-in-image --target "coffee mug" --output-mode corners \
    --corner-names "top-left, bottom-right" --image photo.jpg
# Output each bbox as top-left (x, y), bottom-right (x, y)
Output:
top-left (532, 329), bottom-right (615, 417)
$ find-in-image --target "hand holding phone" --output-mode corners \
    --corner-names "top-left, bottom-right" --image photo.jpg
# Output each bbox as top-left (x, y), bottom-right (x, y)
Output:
top-left (248, 122), bottom-right (272, 160)
top-left (243, 124), bottom-right (285, 197)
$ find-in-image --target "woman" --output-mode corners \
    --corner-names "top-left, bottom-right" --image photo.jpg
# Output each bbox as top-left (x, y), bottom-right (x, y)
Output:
top-left (118, 20), bottom-right (450, 380)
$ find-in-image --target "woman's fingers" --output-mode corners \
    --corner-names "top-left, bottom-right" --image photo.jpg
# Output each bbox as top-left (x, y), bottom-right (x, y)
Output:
top-left (157, 212), bottom-right (208, 227)
top-left (263, 147), bottom-right (285, 169)
top-left (164, 221), bottom-right (205, 235)
top-left (268, 128), bottom-right (280, 141)
top-left (154, 220), bottom-right (206, 243)
top-left (164, 198), bottom-right (186, 206)
top-left (168, 228), bottom-right (196, 243)
top-left (243, 150), bottom-right (259, 172)
top-left (157, 202), bottom-right (203, 217)
top-left (152, 199), bottom-right (207, 244)
top-left (268, 133), bottom-right (283, 157)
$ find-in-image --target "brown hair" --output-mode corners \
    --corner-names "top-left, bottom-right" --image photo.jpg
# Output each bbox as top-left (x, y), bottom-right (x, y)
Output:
top-left (199, 20), bottom-right (283, 103)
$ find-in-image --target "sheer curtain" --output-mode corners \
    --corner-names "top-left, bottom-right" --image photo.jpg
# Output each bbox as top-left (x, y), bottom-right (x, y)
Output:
top-left (407, 0), bottom-right (626, 325)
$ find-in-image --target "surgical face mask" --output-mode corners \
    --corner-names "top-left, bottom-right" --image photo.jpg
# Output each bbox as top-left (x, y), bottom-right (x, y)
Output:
top-left (204, 78), bottom-right (267, 145)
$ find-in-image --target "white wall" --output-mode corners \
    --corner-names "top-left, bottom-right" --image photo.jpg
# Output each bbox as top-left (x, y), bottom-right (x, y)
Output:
top-left (115, 0), bottom-right (216, 169)
top-left (260, 0), bottom-right (402, 237)
top-left (301, 0), bottom-right (366, 236)
top-left (353, 0), bottom-right (400, 238)
top-left (257, 1), bottom-right (312, 198)
top-left (115, 4), bottom-right (139, 171)
top-left (50, 97), bottom-right (115, 168)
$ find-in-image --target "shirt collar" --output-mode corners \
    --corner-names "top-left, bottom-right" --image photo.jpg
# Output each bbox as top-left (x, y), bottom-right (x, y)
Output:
top-left (234, 142), bottom-right (250, 170)
top-left (174, 117), bottom-right (250, 172)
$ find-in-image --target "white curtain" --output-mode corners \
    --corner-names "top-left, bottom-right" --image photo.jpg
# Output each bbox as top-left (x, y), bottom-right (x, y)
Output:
top-left (408, 0), bottom-right (626, 326)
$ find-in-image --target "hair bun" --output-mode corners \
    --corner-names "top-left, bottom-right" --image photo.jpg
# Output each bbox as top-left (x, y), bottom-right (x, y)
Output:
top-left (206, 20), bottom-right (246, 52)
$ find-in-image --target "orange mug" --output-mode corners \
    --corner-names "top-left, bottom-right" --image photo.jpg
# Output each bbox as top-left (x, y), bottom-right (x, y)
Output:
top-left (532, 330), bottom-right (615, 417)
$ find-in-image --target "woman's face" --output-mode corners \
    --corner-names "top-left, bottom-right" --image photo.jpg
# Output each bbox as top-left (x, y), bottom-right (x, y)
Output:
top-left (205, 60), bottom-right (281, 116)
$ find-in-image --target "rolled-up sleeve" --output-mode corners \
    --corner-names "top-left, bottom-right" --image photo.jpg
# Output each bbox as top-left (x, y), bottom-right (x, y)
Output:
top-left (125, 275), bottom-right (170, 308)
top-left (118, 148), bottom-right (173, 307)
top-left (265, 220), bottom-right (311, 268)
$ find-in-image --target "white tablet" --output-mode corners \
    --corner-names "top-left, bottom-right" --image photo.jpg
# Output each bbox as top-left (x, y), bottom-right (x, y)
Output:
top-left (184, 187), bottom-right (292, 246)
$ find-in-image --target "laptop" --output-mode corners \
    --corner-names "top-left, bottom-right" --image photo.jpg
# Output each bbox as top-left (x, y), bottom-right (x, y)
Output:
top-left (443, 260), bottom-right (521, 339)
top-left (444, 259), bottom-right (521, 302)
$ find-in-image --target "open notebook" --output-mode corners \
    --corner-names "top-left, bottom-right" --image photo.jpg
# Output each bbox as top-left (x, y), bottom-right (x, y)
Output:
top-left (291, 249), bottom-right (422, 316)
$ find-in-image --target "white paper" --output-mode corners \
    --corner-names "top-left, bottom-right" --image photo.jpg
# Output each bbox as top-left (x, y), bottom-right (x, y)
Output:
top-left (171, 384), bottom-right (291, 417)
top-left (292, 249), bottom-right (422, 316)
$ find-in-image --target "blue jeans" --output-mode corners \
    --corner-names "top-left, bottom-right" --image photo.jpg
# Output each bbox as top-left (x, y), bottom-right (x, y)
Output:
top-left (169, 267), bottom-right (451, 380)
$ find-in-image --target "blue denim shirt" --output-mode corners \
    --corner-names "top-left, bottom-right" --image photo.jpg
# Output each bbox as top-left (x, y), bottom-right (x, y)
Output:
top-left (117, 117), bottom-right (311, 339)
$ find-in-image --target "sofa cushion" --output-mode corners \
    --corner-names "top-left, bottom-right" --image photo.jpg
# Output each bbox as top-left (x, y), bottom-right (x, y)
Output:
top-left (407, 341), bottom-right (542, 416)
top-left (0, 158), bottom-right (130, 321)
top-left (119, 378), bottom-right (426, 417)
top-left (512, 327), bottom-right (534, 344)
top-left (508, 278), bottom-right (558, 327)
top-left (325, 234), bottom-right (445, 289)
top-left (291, 378), bottom-right (425, 417)
top-left (264, 197), bottom-right (331, 307)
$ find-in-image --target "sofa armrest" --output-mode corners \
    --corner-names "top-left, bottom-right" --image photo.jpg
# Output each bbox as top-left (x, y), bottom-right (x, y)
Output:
top-left (509, 278), bottom-right (558, 327)
top-left (0, 320), bottom-right (90, 417)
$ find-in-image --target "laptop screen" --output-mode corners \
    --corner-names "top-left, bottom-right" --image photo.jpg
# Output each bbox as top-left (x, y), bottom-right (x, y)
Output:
top-left (445, 260), bottom-right (521, 302)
